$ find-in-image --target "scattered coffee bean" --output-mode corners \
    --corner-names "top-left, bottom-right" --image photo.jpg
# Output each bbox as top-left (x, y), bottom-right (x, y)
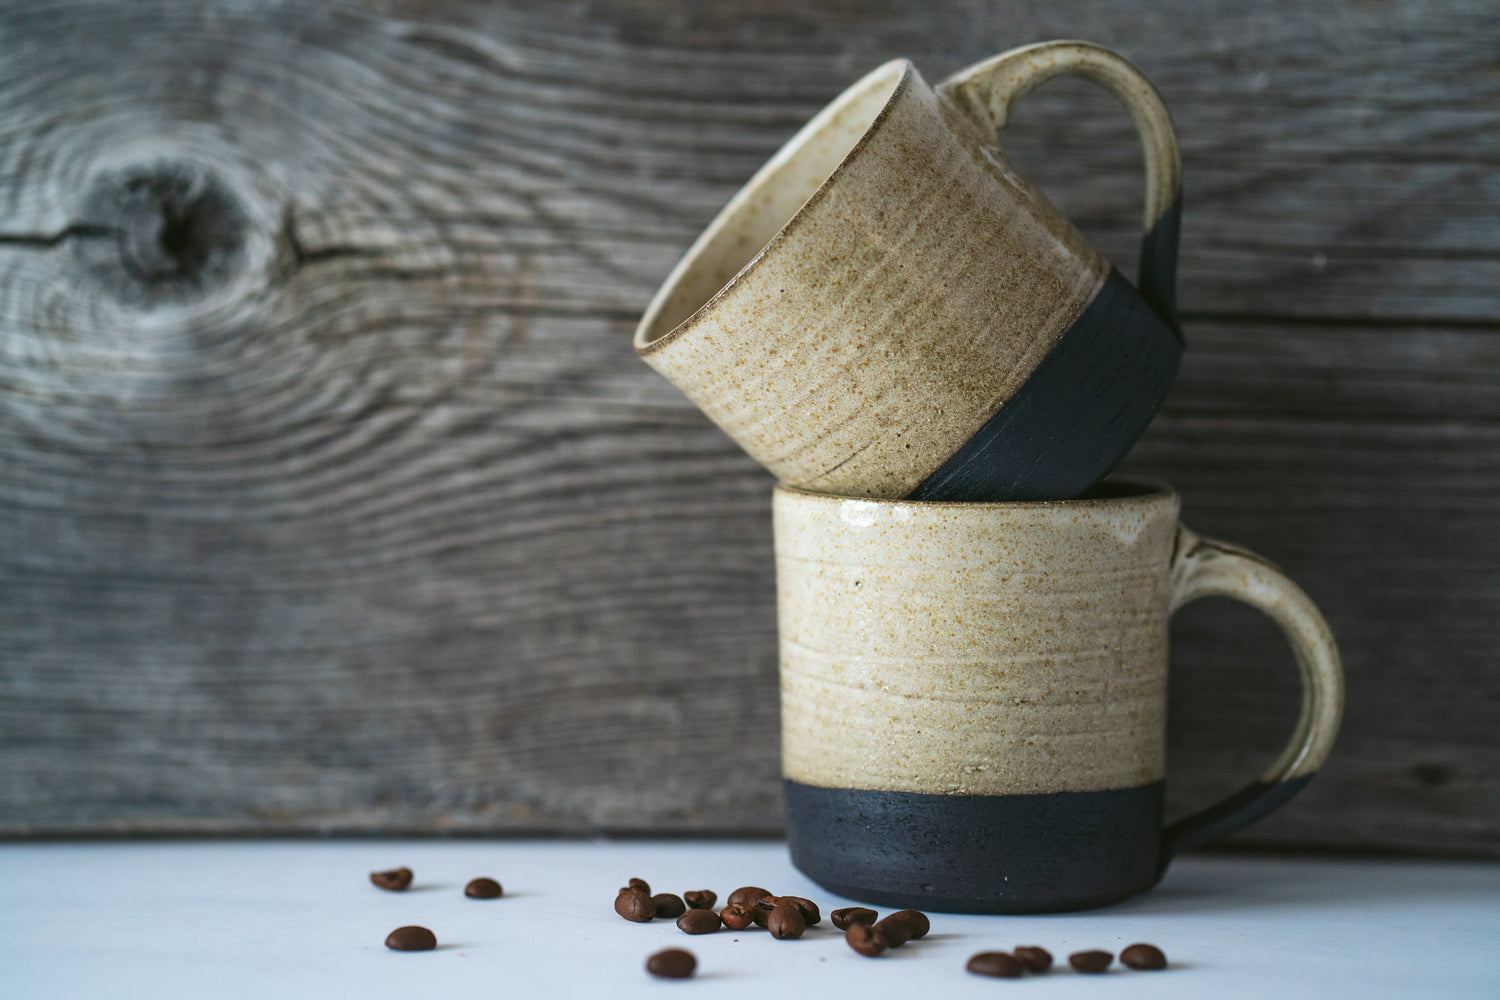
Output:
top-left (1069, 950), bottom-right (1113, 973)
top-left (615, 888), bottom-right (656, 922)
top-left (719, 902), bottom-right (754, 930)
top-left (464, 877), bottom-right (503, 899)
top-left (872, 914), bottom-right (913, 948)
top-left (627, 877), bottom-right (651, 895)
top-left (1120, 943), bottom-right (1167, 970)
top-left (384, 925), bottom-right (436, 951)
top-left (886, 909), bottom-right (929, 940)
top-left (831, 906), bottom-right (878, 930)
top-left (646, 948), bottom-right (697, 979)
top-left (966, 951), bottom-right (1024, 978)
top-left (369, 867), bottom-right (413, 891)
top-left (726, 886), bottom-right (772, 909)
top-left (654, 893), bottom-right (687, 919)
top-left (684, 889), bottom-right (717, 910)
top-left (1014, 945), bottom-right (1053, 972)
top-left (845, 923), bottom-right (887, 958)
top-left (777, 895), bottom-right (821, 926)
top-left (751, 897), bottom-right (776, 928)
top-left (677, 908), bottom-right (722, 935)
top-left (766, 902), bottom-right (806, 940)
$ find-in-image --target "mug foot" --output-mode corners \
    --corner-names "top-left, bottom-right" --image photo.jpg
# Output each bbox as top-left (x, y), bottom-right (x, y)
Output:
top-left (784, 778), bottom-right (1165, 914)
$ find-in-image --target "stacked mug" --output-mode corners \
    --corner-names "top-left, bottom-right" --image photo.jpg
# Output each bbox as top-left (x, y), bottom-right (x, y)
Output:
top-left (635, 41), bottom-right (1344, 913)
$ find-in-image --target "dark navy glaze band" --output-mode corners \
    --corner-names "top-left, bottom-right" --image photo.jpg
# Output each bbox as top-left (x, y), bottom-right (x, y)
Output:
top-left (908, 268), bottom-right (1181, 503)
top-left (784, 779), bottom-right (1164, 913)
top-left (1139, 195), bottom-right (1183, 334)
top-left (908, 194), bottom-right (1182, 503)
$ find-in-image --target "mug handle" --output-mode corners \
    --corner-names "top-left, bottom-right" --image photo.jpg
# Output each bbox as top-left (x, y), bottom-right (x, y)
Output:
top-left (1160, 527), bottom-right (1345, 860)
top-left (938, 40), bottom-right (1183, 331)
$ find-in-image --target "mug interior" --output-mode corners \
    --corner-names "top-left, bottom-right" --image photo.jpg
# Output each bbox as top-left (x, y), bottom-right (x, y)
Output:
top-left (635, 59), bottom-right (910, 350)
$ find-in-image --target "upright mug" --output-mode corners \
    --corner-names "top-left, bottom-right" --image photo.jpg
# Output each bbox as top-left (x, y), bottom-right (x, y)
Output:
top-left (636, 42), bottom-right (1185, 501)
top-left (774, 481), bottom-right (1343, 913)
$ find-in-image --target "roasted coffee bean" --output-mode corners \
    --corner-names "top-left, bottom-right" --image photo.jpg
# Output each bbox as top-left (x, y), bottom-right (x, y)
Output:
top-left (677, 908), bottom-right (722, 935)
top-left (872, 915), bottom-right (913, 948)
top-left (777, 895), bottom-right (821, 926)
top-left (886, 909), bottom-right (929, 939)
top-left (384, 925), bottom-right (436, 951)
top-left (684, 889), bottom-right (717, 910)
top-left (1120, 943), bottom-right (1167, 970)
top-left (726, 885), bottom-right (772, 909)
top-left (464, 877), bottom-right (503, 899)
top-left (1014, 945), bottom-right (1053, 972)
top-left (653, 893), bottom-right (687, 919)
top-left (369, 867), bottom-right (413, 891)
top-left (615, 888), bottom-right (656, 922)
top-left (751, 897), bottom-right (776, 928)
top-left (719, 902), bottom-right (754, 930)
top-left (766, 902), bottom-right (806, 940)
top-left (831, 906), bottom-right (878, 930)
top-left (966, 951), bottom-right (1024, 978)
top-left (646, 948), bottom-right (697, 979)
top-left (627, 877), bottom-right (651, 895)
top-left (1069, 950), bottom-right (1113, 973)
top-left (845, 923), bottom-right (887, 958)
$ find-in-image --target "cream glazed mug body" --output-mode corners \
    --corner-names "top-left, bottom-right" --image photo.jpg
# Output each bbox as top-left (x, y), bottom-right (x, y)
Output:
top-left (773, 481), bottom-right (1343, 913)
top-left (636, 42), bottom-right (1185, 502)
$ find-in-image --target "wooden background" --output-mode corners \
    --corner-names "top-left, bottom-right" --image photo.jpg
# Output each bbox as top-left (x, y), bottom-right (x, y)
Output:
top-left (1, 0), bottom-right (1495, 854)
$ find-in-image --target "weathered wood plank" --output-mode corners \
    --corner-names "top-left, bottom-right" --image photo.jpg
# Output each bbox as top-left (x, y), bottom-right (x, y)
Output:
top-left (3, 1), bottom-right (1498, 322)
top-left (0, 0), bottom-right (1496, 853)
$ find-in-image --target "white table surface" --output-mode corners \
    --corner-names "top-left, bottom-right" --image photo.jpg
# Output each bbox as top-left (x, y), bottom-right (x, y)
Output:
top-left (3, 840), bottom-right (1496, 999)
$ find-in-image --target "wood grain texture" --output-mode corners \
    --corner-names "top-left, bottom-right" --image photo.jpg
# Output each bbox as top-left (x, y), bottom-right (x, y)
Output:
top-left (0, 0), bottom-right (1496, 853)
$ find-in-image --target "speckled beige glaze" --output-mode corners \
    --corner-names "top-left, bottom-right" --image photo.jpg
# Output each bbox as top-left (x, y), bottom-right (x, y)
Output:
top-left (636, 42), bottom-right (1180, 499)
top-left (774, 482), bottom-right (1343, 796)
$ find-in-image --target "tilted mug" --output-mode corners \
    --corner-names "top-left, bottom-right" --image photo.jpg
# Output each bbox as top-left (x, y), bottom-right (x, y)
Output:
top-left (636, 42), bottom-right (1185, 501)
top-left (774, 481), bottom-right (1343, 912)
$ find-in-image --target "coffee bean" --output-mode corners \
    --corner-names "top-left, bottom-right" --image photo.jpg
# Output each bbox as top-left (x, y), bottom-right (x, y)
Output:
top-left (384, 925), bottom-right (436, 951)
top-left (1120, 943), bottom-right (1167, 970)
top-left (627, 877), bottom-right (651, 895)
top-left (464, 877), bottom-right (502, 899)
top-left (677, 908), bottom-right (722, 935)
top-left (1069, 950), bottom-right (1113, 973)
top-left (369, 867), bottom-right (413, 891)
top-left (872, 914), bottom-right (913, 948)
top-left (845, 923), bottom-right (887, 958)
top-left (653, 893), bottom-right (687, 919)
top-left (886, 909), bottom-right (929, 939)
top-left (966, 951), bottom-right (1024, 978)
top-left (1014, 945), bottom-right (1053, 972)
top-left (766, 902), bottom-right (806, 940)
top-left (831, 906), bottom-right (878, 930)
top-left (719, 902), bottom-right (754, 930)
top-left (751, 897), bottom-right (776, 928)
top-left (726, 886), bottom-right (772, 909)
top-left (778, 895), bottom-right (821, 926)
top-left (684, 889), bottom-right (717, 910)
top-left (614, 888), bottom-right (655, 922)
top-left (646, 948), bottom-right (696, 979)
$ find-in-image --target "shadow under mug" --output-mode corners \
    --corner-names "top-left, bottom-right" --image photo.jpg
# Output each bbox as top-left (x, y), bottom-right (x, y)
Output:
top-left (773, 481), bottom-right (1343, 913)
top-left (636, 42), bottom-right (1185, 502)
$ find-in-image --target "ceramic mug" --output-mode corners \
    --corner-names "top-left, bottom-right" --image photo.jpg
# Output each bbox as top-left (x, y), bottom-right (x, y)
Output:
top-left (636, 41), bottom-right (1184, 502)
top-left (773, 481), bottom-right (1343, 913)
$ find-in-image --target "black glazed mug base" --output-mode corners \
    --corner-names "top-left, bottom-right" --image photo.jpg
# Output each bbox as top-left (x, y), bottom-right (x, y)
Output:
top-left (906, 267), bottom-right (1181, 503)
top-left (784, 778), bottom-right (1166, 914)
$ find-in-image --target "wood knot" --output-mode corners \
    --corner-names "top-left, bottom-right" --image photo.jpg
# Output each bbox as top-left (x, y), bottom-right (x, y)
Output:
top-left (77, 163), bottom-right (248, 305)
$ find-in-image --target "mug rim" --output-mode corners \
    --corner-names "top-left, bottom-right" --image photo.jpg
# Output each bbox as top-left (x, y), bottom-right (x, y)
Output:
top-left (634, 58), bottom-right (916, 355)
top-left (774, 476), bottom-right (1177, 509)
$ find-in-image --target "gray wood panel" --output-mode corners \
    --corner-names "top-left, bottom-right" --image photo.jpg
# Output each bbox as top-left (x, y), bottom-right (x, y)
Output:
top-left (0, 0), bottom-right (1495, 853)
